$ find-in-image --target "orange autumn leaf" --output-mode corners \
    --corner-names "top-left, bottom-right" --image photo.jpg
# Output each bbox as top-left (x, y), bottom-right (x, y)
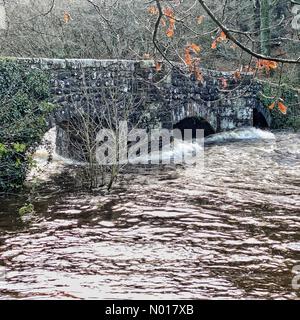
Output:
top-left (155, 61), bottom-right (163, 72)
top-left (194, 67), bottom-right (204, 83)
top-left (163, 7), bottom-right (174, 18)
top-left (184, 48), bottom-right (192, 66)
top-left (257, 59), bottom-right (278, 72)
top-left (219, 31), bottom-right (227, 41)
top-left (211, 31), bottom-right (228, 49)
top-left (63, 12), bottom-right (71, 23)
top-left (197, 15), bottom-right (205, 24)
top-left (166, 28), bottom-right (175, 38)
top-left (148, 6), bottom-right (159, 15)
top-left (164, 7), bottom-right (175, 38)
top-left (211, 40), bottom-right (218, 49)
top-left (268, 61), bottom-right (278, 70)
top-left (268, 102), bottom-right (276, 110)
top-left (234, 70), bottom-right (241, 80)
top-left (190, 43), bottom-right (201, 54)
top-left (184, 44), bottom-right (201, 66)
top-left (278, 102), bottom-right (287, 115)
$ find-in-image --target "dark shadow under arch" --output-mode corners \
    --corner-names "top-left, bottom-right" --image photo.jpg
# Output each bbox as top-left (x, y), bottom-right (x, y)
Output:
top-left (173, 117), bottom-right (216, 138)
top-left (253, 108), bottom-right (269, 129)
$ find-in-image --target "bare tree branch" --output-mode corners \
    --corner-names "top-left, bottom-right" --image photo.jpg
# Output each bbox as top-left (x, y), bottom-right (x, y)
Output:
top-left (197, 0), bottom-right (300, 64)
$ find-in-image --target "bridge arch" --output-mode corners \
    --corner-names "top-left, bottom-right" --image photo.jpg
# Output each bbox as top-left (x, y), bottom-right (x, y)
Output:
top-left (170, 101), bottom-right (218, 135)
top-left (173, 116), bottom-right (216, 137)
top-left (253, 105), bottom-right (271, 129)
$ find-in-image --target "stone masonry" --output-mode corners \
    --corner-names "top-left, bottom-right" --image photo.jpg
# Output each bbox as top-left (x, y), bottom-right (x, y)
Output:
top-left (15, 58), bottom-right (270, 157)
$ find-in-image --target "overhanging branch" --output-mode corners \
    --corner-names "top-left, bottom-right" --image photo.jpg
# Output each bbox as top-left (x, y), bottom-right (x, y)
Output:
top-left (197, 0), bottom-right (300, 64)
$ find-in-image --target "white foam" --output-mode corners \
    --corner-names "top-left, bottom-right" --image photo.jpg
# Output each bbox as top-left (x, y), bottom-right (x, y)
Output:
top-left (28, 127), bottom-right (276, 179)
top-left (205, 127), bottom-right (276, 144)
top-left (129, 140), bottom-right (204, 165)
top-left (27, 127), bottom-right (83, 182)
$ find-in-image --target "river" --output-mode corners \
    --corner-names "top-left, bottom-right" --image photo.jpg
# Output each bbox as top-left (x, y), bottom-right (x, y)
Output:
top-left (0, 128), bottom-right (299, 299)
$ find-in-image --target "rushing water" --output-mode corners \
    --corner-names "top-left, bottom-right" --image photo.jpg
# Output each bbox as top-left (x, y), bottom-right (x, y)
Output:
top-left (0, 128), bottom-right (300, 300)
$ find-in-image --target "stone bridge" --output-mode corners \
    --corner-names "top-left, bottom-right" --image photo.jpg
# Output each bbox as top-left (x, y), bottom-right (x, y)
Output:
top-left (17, 58), bottom-right (271, 157)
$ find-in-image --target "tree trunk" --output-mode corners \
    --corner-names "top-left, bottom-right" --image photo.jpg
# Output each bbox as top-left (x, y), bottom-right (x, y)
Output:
top-left (253, 0), bottom-right (261, 52)
top-left (260, 0), bottom-right (271, 56)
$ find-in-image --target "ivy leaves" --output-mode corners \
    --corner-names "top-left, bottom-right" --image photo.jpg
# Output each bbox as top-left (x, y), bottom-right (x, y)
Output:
top-left (0, 60), bottom-right (51, 191)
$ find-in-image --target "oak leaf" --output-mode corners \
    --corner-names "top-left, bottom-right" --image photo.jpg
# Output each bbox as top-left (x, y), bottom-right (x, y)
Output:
top-left (278, 102), bottom-right (287, 114)
top-left (190, 43), bottom-right (201, 54)
top-left (184, 48), bottom-right (192, 66)
top-left (211, 31), bottom-right (228, 49)
top-left (268, 102), bottom-right (276, 110)
top-left (164, 7), bottom-right (175, 38)
top-left (257, 59), bottom-right (278, 72)
top-left (219, 31), bottom-right (227, 41)
top-left (166, 28), bottom-right (175, 38)
top-left (155, 61), bottom-right (163, 72)
top-left (211, 40), bottom-right (218, 49)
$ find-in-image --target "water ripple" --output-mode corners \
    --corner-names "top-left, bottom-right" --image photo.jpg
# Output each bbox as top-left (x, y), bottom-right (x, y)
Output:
top-left (0, 130), bottom-right (300, 299)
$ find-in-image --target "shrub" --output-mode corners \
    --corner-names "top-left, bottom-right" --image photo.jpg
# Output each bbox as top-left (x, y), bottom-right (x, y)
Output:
top-left (0, 59), bottom-right (54, 191)
top-left (259, 82), bottom-right (300, 131)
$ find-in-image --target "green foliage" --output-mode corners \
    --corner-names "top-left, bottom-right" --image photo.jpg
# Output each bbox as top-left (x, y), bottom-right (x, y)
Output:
top-left (0, 60), bottom-right (54, 191)
top-left (18, 203), bottom-right (35, 216)
top-left (260, 82), bottom-right (300, 131)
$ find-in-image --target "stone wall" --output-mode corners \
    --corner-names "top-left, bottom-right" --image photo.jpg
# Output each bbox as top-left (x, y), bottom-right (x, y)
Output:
top-left (16, 57), bottom-right (265, 130)
top-left (15, 58), bottom-right (268, 157)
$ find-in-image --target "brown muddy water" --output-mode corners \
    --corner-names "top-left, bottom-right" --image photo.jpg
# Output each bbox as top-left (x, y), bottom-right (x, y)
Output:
top-left (0, 128), bottom-right (299, 300)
